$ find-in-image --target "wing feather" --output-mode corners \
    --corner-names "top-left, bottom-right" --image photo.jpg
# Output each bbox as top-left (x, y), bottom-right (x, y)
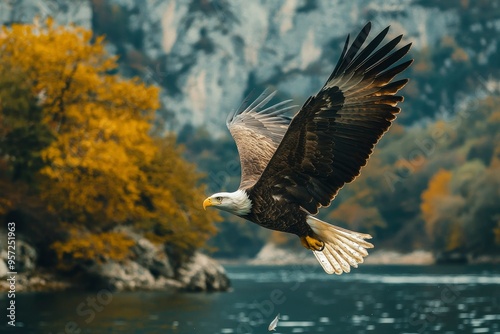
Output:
top-left (249, 23), bottom-right (413, 214)
top-left (227, 89), bottom-right (297, 189)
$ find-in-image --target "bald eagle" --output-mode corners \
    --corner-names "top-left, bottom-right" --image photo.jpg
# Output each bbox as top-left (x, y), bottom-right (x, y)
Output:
top-left (203, 23), bottom-right (413, 275)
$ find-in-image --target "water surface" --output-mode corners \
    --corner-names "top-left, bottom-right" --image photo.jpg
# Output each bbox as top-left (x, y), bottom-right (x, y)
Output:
top-left (2, 264), bottom-right (499, 333)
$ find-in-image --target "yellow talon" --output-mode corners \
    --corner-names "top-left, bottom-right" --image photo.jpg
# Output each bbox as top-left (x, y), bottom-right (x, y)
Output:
top-left (300, 235), bottom-right (325, 251)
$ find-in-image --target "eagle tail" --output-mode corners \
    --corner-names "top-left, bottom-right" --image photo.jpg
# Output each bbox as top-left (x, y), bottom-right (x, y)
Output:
top-left (306, 216), bottom-right (373, 275)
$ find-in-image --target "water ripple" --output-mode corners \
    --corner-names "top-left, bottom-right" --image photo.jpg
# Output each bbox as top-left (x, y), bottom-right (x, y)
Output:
top-left (228, 271), bottom-right (500, 285)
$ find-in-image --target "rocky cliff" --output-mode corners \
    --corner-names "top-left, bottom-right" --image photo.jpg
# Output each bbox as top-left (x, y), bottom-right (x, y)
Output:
top-left (0, 0), bottom-right (479, 134)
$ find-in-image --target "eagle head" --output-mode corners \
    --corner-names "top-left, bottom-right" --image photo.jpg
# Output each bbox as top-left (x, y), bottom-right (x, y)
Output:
top-left (203, 190), bottom-right (252, 216)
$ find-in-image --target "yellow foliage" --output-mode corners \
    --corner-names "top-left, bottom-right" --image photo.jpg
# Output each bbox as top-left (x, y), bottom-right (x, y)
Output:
top-left (494, 219), bottom-right (500, 245)
top-left (490, 145), bottom-right (500, 169)
top-left (389, 123), bottom-right (406, 138)
top-left (0, 197), bottom-right (11, 216)
top-left (52, 229), bottom-right (135, 269)
top-left (487, 111), bottom-right (500, 124)
top-left (421, 169), bottom-right (452, 235)
top-left (412, 48), bottom-right (433, 74)
top-left (0, 19), bottom-right (159, 227)
top-left (413, 61), bottom-right (432, 74)
top-left (137, 137), bottom-right (221, 250)
top-left (441, 36), bottom-right (456, 48)
top-left (452, 48), bottom-right (469, 62)
top-left (0, 19), bottom-right (220, 258)
top-left (446, 222), bottom-right (464, 251)
top-left (330, 201), bottom-right (386, 233)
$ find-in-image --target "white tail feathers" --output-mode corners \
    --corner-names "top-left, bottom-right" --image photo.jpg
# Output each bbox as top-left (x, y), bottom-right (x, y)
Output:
top-left (306, 216), bottom-right (374, 275)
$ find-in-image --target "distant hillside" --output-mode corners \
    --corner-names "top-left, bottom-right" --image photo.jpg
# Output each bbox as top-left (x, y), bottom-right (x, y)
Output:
top-left (1, 0), bottom-right (498, 134)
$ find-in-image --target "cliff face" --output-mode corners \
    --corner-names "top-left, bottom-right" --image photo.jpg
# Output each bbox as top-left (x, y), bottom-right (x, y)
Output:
top-left (0, 0), bottom-right (469, 134)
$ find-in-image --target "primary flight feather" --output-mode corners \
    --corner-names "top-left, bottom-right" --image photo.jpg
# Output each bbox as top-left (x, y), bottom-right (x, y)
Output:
top-left (203, 22), bottom-right (413, 274)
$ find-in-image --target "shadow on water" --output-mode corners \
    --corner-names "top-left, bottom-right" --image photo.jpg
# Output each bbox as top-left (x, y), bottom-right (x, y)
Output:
top-left (1, 265), bottom-right (499, 333)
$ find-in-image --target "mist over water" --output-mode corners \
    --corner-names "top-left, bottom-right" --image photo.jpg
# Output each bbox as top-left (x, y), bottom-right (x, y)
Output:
top-left (2, 265), bottom-right (499, 333)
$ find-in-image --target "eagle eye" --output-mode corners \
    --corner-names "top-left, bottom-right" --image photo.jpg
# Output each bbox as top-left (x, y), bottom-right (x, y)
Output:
top-left (216, 196), bottom-right (222, 202)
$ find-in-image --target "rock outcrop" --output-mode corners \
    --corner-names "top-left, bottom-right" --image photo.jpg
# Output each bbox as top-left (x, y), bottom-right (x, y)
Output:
top-left (16, 240), bottom-right (37, 272)
top-left (0, 229), bottom-right (230, 292)
top-left (250, 243), bottom-right (314, 265)
top-left (0, 238), bottom-right (73, 291)
top-left (178, 252), bottom-right (231, 292)
top-left (85, 250), bottom-right (230, 292)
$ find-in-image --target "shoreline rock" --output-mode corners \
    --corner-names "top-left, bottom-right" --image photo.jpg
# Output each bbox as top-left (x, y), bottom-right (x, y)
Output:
top-left (249, 243), bottom-right (316, 265)
top-left (363, 250), bottom-right (435, 265)
top-left (82, 250), bottom-right (230, 292)
top-left (178, 252), bottom-right (231, 292)
top-left (0, 251), bottom-right (230, 293)
top-left (0, 229), bottom-right (230, 293)
top-left (242, 243), bottom-right (437, 266)
top-left (0, 270), bottom-right (75, 292)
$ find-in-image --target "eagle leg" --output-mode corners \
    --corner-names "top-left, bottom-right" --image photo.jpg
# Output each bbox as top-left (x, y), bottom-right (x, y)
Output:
top-left (300, 235), bottom-right (325, 251)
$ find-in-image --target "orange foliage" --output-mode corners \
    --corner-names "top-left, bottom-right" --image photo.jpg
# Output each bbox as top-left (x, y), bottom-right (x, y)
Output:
top-left (413, 61), bottom-right (432, 74)
top-left (421, 169), bottom-right (452, 234)
top-left (495, 220), bottom-right (500, 245)
top-left (52, 229), bottom-right (135, 269)
top-left (137, 137), bottom-right (222, 251)
top-left (0, 18), bottom-right (159, 227)
top-left (491, 145), bottom-right (500, 169)
top-left (412, 48), bottom-right (433, 74)
top-left (389, 123), bottom-right (406, 138)
top-left (0, 197), bottom-right (11, 216)
top-left (447, 222), bottom-right (464, 251)
top-left (0, 19), bottom-right (221, 265)
top-left (487, 111), bottom-right (500, 124)
top-left (452, 48), bottom-right (469, 62)
top-left (330, 201), bottom-right (386, 233)
top-left (441, 36), bottom-right (456, 48)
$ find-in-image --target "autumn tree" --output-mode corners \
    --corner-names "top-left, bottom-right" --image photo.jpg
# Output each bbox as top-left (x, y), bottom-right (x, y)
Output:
top-left (420, 169), bottom-right (464, 252)
top-left (0, 19), bottom-right (220, 269)
top-left (421, 169), bottom-right (453, 233)
top-left (135, 137), bottom-right (221, 254)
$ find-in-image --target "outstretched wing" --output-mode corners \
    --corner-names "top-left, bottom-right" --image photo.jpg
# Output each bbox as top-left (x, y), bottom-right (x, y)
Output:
top-left (227, 89), bottom-right (296, 189)
top-left (250, 22), bottom-right (413, 214)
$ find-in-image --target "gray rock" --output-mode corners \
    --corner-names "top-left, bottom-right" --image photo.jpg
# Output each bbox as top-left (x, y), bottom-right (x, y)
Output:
top-left (0, 238), bottom-right (37, 273)
top-left (0, 260), bottom-right (8, 278)
top-left (84, 227), bottom-right (229, 291)
top-left (16, 240), bottom-right (37, 272)
top-left (178, 252), bottom-right (230, 292)
top-left (132, 238), bottom-right (174, 278)
top-left (154, 276), bottom-right (183, 290)
top-left (87, 260), bottom-right (156, 291)
top-left (115, 227), bottom-right (175, 278)
top-left (149, 252), bottom-right (175, 278)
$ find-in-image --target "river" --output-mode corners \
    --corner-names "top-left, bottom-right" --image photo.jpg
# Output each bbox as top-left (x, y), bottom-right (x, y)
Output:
top-left (1, 264), bottom-right (499, 333)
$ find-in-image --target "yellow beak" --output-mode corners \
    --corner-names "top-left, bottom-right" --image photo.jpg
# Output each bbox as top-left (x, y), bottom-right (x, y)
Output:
top-left (203, 198), bottom-right (213, 210)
